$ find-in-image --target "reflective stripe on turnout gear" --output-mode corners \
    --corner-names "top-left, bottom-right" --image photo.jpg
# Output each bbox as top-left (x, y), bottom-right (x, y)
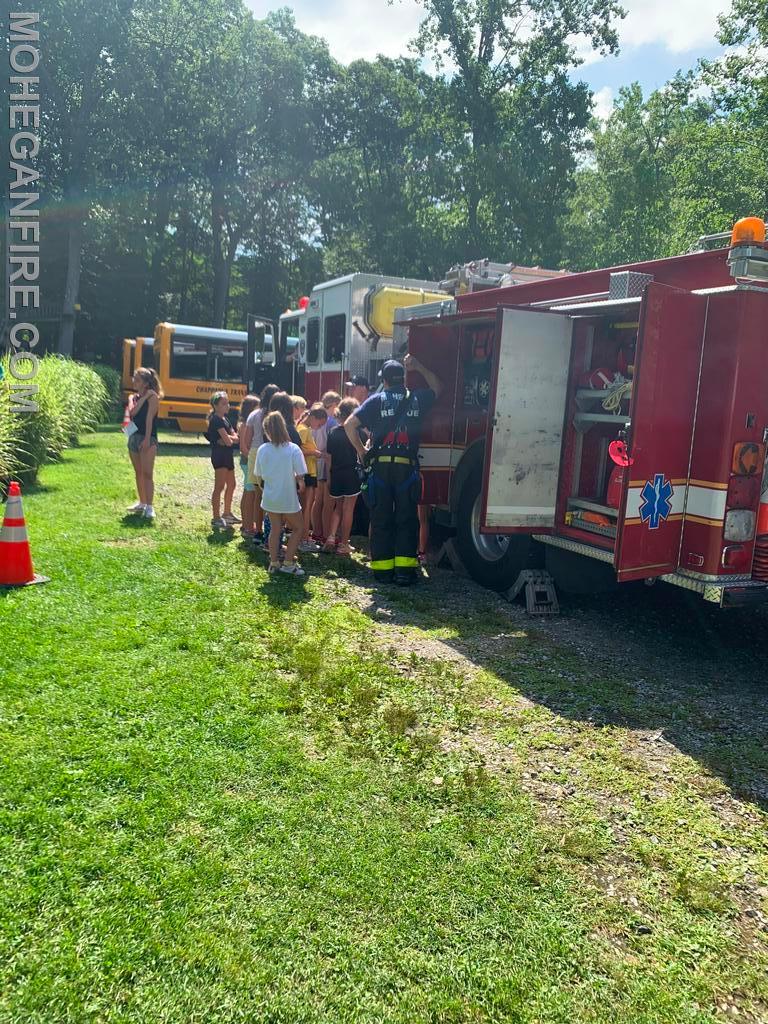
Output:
top-left (394, 556), bottom-right (419, 569)
top-left (370, 558), bottom-right (395, 571)
top-left (373, 455), bottom-right (415, 466)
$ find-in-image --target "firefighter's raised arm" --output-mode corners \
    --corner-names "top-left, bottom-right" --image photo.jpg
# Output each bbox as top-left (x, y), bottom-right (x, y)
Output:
top-left (405, 353), bottom-right (442, 398)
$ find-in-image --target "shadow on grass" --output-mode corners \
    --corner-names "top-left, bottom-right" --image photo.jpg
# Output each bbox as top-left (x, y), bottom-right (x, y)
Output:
top-left (260, 573), bottom-right (310, 607)
top-left (121, 514), bottom-right (156, 529)
top-left (156, 442), bottom-right (210, 459)
top-left (356, 568), bottom-right (768, 812)
top-left (206, 528), bottom-right (237, 546)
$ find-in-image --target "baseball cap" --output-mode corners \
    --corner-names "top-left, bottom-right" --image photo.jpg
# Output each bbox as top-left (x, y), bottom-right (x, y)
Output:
top-left (380, 360), bottom-right (405, 383)
top-left (345, 374), bottom-right (369, 388)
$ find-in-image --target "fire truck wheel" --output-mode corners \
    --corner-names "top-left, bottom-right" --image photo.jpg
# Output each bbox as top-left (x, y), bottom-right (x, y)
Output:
top-left (455, 464), bottom-right (541, 590)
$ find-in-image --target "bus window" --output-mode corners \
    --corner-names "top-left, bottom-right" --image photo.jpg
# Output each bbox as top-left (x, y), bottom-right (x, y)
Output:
top-left (324, 314), bottom-right (346, 364)
top-left (171, 336), bottom-right (208, 379)
top-left (140, 343), bottom-right (155, 370)
top-left (210, 341), bottom-right (246, 382)
top-left (307, 318), bottom-right (320, 364)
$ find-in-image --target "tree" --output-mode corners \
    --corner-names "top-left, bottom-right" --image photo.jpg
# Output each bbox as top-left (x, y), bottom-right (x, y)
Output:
top-left (41, 0), bottom-right (137, 355)
top-left (411, 0), bottom-right (623, 263)
top-left (563, 79), bottom-right (698, 269)
top-left (314, 57), bottom-right (454, 278)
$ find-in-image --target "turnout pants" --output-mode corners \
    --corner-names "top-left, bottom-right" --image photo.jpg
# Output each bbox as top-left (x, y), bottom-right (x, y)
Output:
top-left (368, 458), bottom-right (420, 581)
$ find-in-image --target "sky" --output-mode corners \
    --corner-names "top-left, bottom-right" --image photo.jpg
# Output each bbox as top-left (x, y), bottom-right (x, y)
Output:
top-left (245, 0), bottom-right (733, 118)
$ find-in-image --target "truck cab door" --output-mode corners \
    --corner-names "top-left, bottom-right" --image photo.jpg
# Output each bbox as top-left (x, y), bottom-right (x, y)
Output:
top-left (481, 306), bottom-right (573, 532)
top-left (614, 284), bottom-right (708, 581)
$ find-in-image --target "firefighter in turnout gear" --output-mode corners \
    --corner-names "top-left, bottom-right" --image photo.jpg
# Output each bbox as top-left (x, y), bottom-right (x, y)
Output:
top-left (345, 355), bottom-right (442, 585)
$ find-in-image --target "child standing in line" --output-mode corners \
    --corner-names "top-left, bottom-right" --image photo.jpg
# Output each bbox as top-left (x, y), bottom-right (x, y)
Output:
top-left (246, 383), bottom-right (280, 545)
top-left (321, 391), bottom-right (341, 426)
top-left (253, 411), bottom-right (308, 576)
top-left (237, 394), bottom-right (260, 539)
top-left (308, 403), bottom-right (330, 544)
top-left (324, 397), bottom-right (361, 556)
top-left (207, 391), bottom-right (239, 528)
top-left (292, 396), bottom-right (323, 552)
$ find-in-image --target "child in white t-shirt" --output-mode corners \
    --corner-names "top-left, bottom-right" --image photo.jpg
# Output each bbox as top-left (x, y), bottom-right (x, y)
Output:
top-left (252, 411), bottom-right (308, 576)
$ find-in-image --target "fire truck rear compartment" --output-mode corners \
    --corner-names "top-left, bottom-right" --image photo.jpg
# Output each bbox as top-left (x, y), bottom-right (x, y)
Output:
top-left (556, 308), bottom-right (638, 552)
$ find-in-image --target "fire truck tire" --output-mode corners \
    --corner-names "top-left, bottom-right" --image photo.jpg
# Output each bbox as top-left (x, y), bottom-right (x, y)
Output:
top-left (455, 463), bottom-right (541, 590)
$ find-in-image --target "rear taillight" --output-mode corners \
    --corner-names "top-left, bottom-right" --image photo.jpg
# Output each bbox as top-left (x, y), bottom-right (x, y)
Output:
top-left (721, 443), bottom-right (765, 571)
top-left (724, 509), bottom-right (756, 541)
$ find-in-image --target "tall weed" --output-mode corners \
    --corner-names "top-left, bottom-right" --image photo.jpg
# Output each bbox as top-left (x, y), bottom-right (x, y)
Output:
top-left (0, 354), bottom-right (109, 483)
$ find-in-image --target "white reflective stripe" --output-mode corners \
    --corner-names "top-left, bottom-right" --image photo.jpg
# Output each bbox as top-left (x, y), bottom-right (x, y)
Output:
top-left (0, 526), bottom-right (29, 543)
top-left (625, 484), bottom-right (726, 521)
top-left (686, 485), bottom-right (727, 521)
top-left (418, 446), bottom-right (463, 469)
top-left (4, 496), bottom-right (23, 516)
top-left (626, 486), bottom-right (685, 520)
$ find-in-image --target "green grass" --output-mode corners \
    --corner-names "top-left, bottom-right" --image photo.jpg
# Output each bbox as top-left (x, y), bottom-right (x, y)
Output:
top-left (1, 428), bottom-right (767, 1023)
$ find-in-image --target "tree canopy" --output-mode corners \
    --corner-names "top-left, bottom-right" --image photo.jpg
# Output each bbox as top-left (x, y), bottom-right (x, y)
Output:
top-left (9, 0), bottom-right (766, 361)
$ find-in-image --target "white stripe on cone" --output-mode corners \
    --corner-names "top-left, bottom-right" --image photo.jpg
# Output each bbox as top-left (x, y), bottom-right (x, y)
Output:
top-left (0, 525), bottom-right (29, 543)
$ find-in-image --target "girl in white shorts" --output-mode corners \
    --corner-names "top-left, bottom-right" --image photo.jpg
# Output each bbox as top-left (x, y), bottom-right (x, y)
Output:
top-left (252, 411), bottom-right (308, 576)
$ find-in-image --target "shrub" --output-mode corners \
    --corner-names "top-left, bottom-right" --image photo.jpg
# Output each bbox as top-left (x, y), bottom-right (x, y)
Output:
top-left (0, 354), bottom-right (109, 483)
top-left (90, 363), bottom-right (122, 421)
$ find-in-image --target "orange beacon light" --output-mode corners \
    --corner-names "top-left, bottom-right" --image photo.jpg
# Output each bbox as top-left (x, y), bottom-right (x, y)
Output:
top-left (730, 217), bottom-right (766, 246)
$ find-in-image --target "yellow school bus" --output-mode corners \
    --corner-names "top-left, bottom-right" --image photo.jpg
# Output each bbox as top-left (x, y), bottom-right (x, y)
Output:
top-left (121, 321), bottom-right (276, 433)
top-left (120, 335), bottom-right (156, 404)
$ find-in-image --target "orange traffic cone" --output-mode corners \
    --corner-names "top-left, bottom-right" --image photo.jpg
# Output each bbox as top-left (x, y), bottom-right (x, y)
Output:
top-left (0, 482), bottom-right (49, 587)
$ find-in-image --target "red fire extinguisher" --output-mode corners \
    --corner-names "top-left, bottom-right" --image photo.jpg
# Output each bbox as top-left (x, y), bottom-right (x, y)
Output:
top-left (606, 439), bottom-right (633, 508)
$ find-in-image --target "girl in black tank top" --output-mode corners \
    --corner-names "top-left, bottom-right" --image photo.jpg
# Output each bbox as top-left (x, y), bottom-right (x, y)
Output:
top-left (127, 367), bottom-right (161, 519)
top-left (131, 396), bottom-right (157, 438)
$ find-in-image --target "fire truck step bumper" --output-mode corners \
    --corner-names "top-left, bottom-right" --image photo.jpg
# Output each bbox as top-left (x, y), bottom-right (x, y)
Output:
top-left (532, 533), bottom-right (614, 564)
top-left (660, 572), bottom-right (768, 606)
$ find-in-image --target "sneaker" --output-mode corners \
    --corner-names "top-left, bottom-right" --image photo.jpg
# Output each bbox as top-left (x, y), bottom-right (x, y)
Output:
top-left (298, 540), bottom-right (320, 552)
top-left (279, 562), bottom-right (306, 577)
top-left (143, 505), bottom-right (156, 520)
top-left (127, 502), bottom-right (146, 513)
top-left (211, 517), bottom-right (229, 528)
top-left (224, 513), bottom-right (242, 524)
top-left (268, 562), bottom-right (281, 574)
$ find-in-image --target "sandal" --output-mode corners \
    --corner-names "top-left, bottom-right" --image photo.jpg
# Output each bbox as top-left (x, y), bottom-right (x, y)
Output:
top-left (336, 543), bottom-right (351, 557)
top-left (322, 536), bottom-right (337, 553)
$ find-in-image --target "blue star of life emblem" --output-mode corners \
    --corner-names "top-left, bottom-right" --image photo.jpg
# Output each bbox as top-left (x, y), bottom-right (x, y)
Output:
top-left (639, 474), bottom-right (674, 530)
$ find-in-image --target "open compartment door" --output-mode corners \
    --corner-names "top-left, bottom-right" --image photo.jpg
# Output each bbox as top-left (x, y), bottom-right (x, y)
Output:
top-left (615, 284), bottom-right (708, 581)
top-left (482, 307), bottom-right (572, 532)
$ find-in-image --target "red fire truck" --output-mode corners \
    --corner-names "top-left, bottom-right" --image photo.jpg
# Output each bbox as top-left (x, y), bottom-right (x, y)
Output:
top-left (402, 219), bottom-right (768, 607)
top-left (281, 262), bottom-right (568, 403)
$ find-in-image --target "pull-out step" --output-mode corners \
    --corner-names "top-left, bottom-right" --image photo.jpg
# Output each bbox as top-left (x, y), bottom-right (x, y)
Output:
top-left (532, 533), bottom-right (614, 564)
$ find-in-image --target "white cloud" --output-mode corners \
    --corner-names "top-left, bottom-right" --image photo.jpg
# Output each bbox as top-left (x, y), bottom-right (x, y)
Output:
top-left (618, 0), bottom-right (728, 53)
top-left (245, 0), bottom-right (424, 64)
top-left (592, 85), bottom-right (614, 121)
top-left (246, 0), bottom-right (732, 67)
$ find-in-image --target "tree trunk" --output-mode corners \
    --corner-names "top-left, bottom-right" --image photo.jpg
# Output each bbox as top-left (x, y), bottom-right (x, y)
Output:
top-left (146, 181), bottom-right (173, 324)
top-left (57, 190), bottom-right (85, 357)
top-left (178, 208), bottom-right (195, 321)
top-left (211, 177), bottom-right (228, 328)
